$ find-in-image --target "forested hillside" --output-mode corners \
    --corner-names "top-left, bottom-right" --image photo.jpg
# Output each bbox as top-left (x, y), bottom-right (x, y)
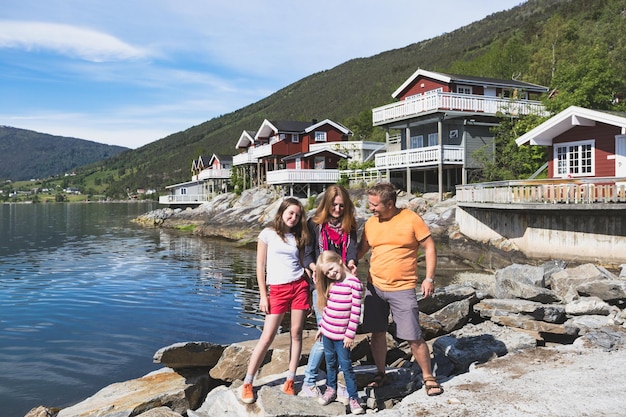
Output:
top-left (8, 0), bottom-right (626, 197)
top-left (0, 126), bottom-right (128, 181)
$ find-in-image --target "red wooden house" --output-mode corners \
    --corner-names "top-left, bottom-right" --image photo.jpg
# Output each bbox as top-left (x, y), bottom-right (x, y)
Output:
top-left (233, 118), bottom-right (355, 196)
top-left (516, 106), bottom-right (626, 179)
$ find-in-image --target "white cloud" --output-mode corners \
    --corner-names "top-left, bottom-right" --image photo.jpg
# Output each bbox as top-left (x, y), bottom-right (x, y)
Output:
top-left (0, 20), bottom-right (150, 62)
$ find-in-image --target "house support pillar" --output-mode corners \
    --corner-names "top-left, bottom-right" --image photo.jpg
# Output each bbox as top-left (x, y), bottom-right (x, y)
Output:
top-left (406, 167), bottom-right (411, 194)
top-left (438, 119), bottom-right (444, 201)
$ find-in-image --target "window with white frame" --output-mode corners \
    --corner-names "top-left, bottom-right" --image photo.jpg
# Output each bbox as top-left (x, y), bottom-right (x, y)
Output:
top-left (315, 131), bottom-right (327, 142)
top-left (180, 188), bottom-right (187, 195)
top-left (410, 135), bottom-right (424, 148)
top-left (456, 85), bottom-right (472, 94)
top-left (554, 140), bottom-right (595, 177)
top-left (427, 132), bottom-right (438, 146)
top-left (291, 133), bottom-right (299, 143)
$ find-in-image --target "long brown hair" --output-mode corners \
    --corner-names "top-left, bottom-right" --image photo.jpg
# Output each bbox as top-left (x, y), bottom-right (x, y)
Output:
top-left (311, 184), bottom-right (356, 233)
top-left (315, 250), bottom-right (344, 311)
top-left (272, 197), bottom-right (310, 252)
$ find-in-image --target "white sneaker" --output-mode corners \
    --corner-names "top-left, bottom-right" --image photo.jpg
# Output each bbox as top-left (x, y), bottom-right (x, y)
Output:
top-left (337, 383), bottom-right (349, 405)
top-left (299, 383), bottom-right (320, 398)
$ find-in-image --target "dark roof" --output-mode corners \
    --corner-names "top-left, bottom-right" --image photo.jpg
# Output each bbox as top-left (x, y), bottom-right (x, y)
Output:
top-left (269, 120), bottom-right (315, 132)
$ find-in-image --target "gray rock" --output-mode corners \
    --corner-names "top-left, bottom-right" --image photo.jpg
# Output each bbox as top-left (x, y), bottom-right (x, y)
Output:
top-left (57, 368), bottom-right (209, 417)
top-left (432, 322), bottom-right (536, 373)
top-left (418, 284), bottom-right (477, 315)
top-left (153, 341), bottom-right (225, 369)
top-left (430, 298), bottom-right (471, 333)
top-left (565, 296), bottom-right (612, 316)
top-left (474, 298), bottom-right (566, 323)
top-left (136, 406), bottom-right (183, 417)
top-left (573, 326), bottom-right (626, 351)
top-left (551, 263), bottom-right (612, 302)
top-left (494, 264), bottom-right (561, 303)
top-left (577, 280), bottom-right (626, 302)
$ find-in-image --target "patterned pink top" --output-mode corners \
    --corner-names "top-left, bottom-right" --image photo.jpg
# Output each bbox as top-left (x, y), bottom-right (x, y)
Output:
top-left (319, 275), bottom-right (363, 341)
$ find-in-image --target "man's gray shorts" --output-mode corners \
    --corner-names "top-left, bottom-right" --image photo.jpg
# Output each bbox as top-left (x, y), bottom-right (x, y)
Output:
top-left (361, 282), bottom-right (423, 341)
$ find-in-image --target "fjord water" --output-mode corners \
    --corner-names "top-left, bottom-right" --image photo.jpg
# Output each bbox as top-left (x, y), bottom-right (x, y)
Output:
top-left (0, 202), bottom-right (263, 417)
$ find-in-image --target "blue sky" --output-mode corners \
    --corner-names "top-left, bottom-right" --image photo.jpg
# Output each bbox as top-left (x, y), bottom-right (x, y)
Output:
top-left (1, 1), bottom-right (523, 149)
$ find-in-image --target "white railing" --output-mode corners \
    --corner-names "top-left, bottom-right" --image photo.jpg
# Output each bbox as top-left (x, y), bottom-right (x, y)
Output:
top-left (372, 92), bottom-right (547, 125)
top-left (197, 168), bottom-right (231, 180)
top-left (456, 178), bottom-right (626, 204)
top-left (374, 145), bottom-right (464, 169)
top-left (266, 169), bottom-right (341, 184)
top-left (233, 152), bottom-right (257, 165)
top-left (341, 168), bottom-right (387, 184)
top-left (159, 194), bottom-right (209, 204)
top-left (251, 143), bottom-right (272, 158)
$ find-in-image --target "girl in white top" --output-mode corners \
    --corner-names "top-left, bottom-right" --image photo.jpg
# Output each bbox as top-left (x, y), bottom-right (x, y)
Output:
top-left (241, 197), bottom-right (310, 404)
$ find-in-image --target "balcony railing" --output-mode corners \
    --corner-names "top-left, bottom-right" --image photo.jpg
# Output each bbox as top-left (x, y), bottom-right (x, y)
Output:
top-left (266, 169), bottom-right (341, 184)
top-left (196, 169), bottom-right (231, 180)
top-left (456, 178), bottom-right (626, 205)
top-left (372, 92), bottom-right (547, 125)
top-left (233, 152), bottom-right (257, 165)
top-left (375, 145), bottom-right (464, 170)
top-left (251, 143), bottom-right (273, 158)
top-left (159, 194), bottom-right (209, 204)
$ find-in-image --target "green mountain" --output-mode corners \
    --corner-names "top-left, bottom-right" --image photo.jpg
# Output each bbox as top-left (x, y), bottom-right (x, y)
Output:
top-left (9, 0), bottom-right (626, 197)
top-left (0, 126), bottom-right (128, 181)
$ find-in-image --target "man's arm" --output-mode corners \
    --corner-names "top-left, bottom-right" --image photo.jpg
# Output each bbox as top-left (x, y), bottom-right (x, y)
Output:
top-left (419, 235), bottom-right (437, 297)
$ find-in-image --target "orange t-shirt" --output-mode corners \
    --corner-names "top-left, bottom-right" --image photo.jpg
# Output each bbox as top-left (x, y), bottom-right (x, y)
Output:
top-left (363, 208), bottom-right (431, 291)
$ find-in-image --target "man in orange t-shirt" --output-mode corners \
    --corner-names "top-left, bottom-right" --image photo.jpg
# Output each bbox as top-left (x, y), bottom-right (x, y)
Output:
top-left (357, 182), bottom-right (443, 396)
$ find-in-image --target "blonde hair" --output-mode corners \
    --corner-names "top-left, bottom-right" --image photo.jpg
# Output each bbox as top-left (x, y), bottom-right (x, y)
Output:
top-left (315, 250), bottom-right (344, 311)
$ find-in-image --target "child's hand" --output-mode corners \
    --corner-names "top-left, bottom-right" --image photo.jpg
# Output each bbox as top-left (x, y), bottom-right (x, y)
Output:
top-left (316, 329), bottom-right (322, 340)
top-left (343, 337), bottom-right (353, 349)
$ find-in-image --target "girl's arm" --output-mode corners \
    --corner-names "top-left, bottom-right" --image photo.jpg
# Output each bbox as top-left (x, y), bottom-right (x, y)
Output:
top-left (344, 275), bottom-right (362, 347)
top-left (346, 228), bottom-right (358, 274)
top-left (256, 239), bottom-right (269, 313)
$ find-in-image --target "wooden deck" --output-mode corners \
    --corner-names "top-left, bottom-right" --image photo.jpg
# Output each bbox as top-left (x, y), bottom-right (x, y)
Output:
top-left (456, 178), bottom-right (626, 206)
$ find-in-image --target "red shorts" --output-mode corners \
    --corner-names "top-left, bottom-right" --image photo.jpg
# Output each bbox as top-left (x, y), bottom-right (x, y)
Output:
top-left (268, 276), bottom-right (310, 314)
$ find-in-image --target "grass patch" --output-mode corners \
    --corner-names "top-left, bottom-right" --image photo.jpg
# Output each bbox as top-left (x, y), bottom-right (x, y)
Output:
top-left (176, 224), bottom-right (197, 232)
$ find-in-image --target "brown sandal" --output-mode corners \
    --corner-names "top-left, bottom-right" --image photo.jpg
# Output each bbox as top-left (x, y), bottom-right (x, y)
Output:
top-left (423, 376), bottom-right (443, 396)
top-left (367, 371), bottom-right (388, 387)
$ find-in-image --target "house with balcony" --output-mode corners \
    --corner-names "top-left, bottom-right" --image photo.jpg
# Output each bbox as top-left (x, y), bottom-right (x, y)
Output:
top-left (371, 68), bottom-right (549, 197)
top-left (159, 153), bottom-right (232, 206)
top-left (232, 118), bottom-right (384, 196)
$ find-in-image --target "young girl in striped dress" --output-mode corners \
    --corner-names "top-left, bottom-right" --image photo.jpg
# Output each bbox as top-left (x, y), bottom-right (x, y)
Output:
top-left (315, 250), bottom-right (364, 415)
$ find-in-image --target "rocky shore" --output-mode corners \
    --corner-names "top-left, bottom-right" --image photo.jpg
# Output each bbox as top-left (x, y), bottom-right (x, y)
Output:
top-left (26, 188), bottom-right (626, 417)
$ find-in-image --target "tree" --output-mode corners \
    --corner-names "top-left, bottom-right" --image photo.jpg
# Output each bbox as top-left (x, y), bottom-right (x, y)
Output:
top-left (473, 114), bottom-right (548, 181)
top-left (546, 46), bottom-right (626, 113)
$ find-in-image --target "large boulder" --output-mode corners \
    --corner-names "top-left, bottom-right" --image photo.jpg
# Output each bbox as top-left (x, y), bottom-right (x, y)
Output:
top-left (57, 368), bottom-right (209, 417)
top-left (154, 341), bottom-right (225, 369)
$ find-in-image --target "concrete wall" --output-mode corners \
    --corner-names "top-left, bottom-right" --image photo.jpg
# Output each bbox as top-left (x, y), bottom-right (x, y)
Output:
top-left (456, 204), bottom-right (626, 265)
